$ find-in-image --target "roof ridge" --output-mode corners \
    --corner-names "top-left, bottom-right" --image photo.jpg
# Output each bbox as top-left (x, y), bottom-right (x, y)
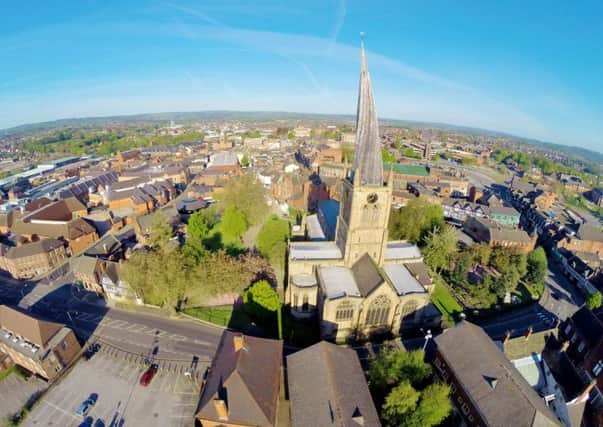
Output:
top-left (322, 342), bottom-right (345, 426)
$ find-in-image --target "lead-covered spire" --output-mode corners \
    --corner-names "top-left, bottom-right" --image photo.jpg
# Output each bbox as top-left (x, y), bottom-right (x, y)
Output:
top-left (351, 38), bottom-right (383, 186)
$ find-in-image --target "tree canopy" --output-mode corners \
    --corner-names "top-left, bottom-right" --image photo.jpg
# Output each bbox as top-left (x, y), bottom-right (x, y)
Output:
top-left (423, 225), bottom-right (458, 273)
top-left (388, 198), bottom-right (444, 243)
top-left (146, 213), bottom-right (173, 250)
top-left (219, 205), bottom-right (248, 241)
top-left (586, 291), bottom-right (602, 311)
top-left (524, 247), bottom-right (548, 285)
top-left (220, 173), bottom-right (268, 225)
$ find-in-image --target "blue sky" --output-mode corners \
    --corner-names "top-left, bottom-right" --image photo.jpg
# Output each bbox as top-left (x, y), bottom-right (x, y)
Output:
top-left (1, 1), bottom-right (602, 151)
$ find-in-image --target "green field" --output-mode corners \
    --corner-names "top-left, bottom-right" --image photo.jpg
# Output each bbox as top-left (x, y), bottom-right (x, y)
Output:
top-left (431, 281), bottom-right (463, 325)
top-left (183, 305), bottom-right (250, 329)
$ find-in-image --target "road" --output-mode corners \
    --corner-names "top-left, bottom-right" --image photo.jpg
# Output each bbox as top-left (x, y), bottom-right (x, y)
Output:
top-left (0, 274), bottom-right (223, 364)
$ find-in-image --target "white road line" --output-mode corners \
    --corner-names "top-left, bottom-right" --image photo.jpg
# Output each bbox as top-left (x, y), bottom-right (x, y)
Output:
top-left (40, 399), bottom-right (80, 421)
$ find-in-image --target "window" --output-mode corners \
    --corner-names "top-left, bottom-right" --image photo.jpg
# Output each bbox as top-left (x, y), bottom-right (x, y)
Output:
top-left (335, 301), bottom-right (354, 322)
top-left (302, 295), bottom-right (309, 312)
top-left (361, 205), bottom-right (370, 223)
top-left (594, 360), bottom-right (603, 377)
top-left (577, 341), bottom-right (585, 353)
top-left (564, 323), bottom-right (572, 335)
top-left (61, 341), bottom-right (68, 350)
top-left (571, 333), bottom-right (578, 344)
top-left (293, 294), bottom-right (298, 308)
top-left (365, 295), bottom-right (391, 326)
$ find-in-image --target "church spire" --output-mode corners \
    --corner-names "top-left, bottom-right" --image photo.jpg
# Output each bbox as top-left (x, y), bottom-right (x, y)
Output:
top-left (351, 37), bottom-right (383, 186)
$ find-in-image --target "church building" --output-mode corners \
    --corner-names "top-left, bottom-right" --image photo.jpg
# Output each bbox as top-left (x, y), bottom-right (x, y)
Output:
top-left (286, 42), bottom-right (439, 342)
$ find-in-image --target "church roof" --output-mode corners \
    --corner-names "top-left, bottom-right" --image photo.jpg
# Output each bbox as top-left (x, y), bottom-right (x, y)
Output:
top-left (351, 41), bottom-right (383, 186)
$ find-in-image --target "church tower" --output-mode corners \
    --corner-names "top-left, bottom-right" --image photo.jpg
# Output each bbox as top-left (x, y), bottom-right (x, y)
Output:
top-left (335, 40), bottom-right (393, 267)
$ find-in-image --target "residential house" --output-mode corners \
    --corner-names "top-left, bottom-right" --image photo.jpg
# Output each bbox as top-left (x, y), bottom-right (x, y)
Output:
top-left (0, 239), bottom-right (67, 279)
top-left (557, 222), bottom-right (603, 260)
top-left (558, 307), bottom-right (603, 410)
top-left (71, 255), bottom-right (103, 295)
top-left (287, 341), bottom-right (381, 427)
top-left (0, 305), bottom-right (81, 381)
top-left (195, 332), bottom-right (283, 427)
top-left (431, 321), bottom-right (560, 427)
top-left (489, 205), bottom-right (521, 228)
top-left (383, 162), bottom-right (430, 191)
top-left (464, 216), bottom-right (535, 254)
top-left (101, 261), bottom-right (137, 304)
top-left (442, 198), bottom-right (490, 223)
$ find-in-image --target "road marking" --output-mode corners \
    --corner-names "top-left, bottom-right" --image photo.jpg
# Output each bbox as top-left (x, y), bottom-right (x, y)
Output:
top-left (40, 399), bottom-right (80, 420)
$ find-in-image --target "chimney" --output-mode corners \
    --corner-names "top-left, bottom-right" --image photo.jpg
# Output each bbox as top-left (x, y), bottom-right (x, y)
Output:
top-left (102, 243), bottom-right (109, 254)
top-left (560, 340), bottom-right (570, 353)
top-left (233, 334), bottom-right (245, 352)
top-left (213, 399), bottom-right (228, 420)
top-left (525, 326), bottom-right (533, 340)
top-left (503, 331), bottom-right (511, 346)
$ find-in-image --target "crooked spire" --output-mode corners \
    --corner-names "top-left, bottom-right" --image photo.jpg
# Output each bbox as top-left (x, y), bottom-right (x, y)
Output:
top-left (351, 38), bottom-right (383, 186)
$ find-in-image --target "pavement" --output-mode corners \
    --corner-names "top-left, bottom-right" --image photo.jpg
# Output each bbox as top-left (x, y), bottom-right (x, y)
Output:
top-left (23, 351), bottom-right (202, 427)
top-left (0, 371), bottom-right (47, 421)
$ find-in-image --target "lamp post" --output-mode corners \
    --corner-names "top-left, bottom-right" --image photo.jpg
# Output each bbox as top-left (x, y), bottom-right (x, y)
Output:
top-left (423, 329), bottom-right (433, 351)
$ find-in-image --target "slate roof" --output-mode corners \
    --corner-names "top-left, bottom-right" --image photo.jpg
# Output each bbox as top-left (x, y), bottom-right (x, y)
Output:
top-left (289, 242), bottom-right (343, 260)
top-left (11, 217), bottom-right (96, 241)
top-left (0, 305), bottom-right (64, 347)
top-left (434, 321), bottom-right (560, 427)
top-left (351, 253), bottom-right (383, 297)
top-left (71, 255), bottom-right (100, 277)
top-left (577, 222), bottom-right (603, 242)
top-left (287, 341), bottom-right (381, 427)
top-left (384, 241), bottom-right (422, 260)
top-left (319, 266), bottom-right (361, 299)
top-left (196, 332), bottom-right (282, 427)
top-left (5, 238), bottom-right (64, 259)
top-left (382, 264), bottom-right (426, 296)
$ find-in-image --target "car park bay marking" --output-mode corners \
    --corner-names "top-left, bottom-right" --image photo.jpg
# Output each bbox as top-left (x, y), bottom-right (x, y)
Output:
top-left (39, 399), bottom-right (80, 421)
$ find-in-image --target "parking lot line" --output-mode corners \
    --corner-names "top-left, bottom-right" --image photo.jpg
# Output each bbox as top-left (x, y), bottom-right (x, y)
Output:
top-left (40, 399), bottom-right (80, 421)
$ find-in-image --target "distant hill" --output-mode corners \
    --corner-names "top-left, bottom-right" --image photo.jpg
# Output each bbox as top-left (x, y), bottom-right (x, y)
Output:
top-left (1, 110), bottom-right (601, 162)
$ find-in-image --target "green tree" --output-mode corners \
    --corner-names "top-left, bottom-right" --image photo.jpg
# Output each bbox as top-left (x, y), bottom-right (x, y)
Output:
top-left (257, 216), bottom-right (290, 259)
top-left (586, 291), bottom-right (602, 310)
top-left (221, 173), bottom-right (268, 225)
top-left (382, 149), bottom-right (396, 163)
top-left (406, 383), bottom-right (452, 427)
top-left (146, 213), bottom-right (173, 250)
top-left (244, 280), bottom-right (282, 338)
top-left (287, 130), bottom-right (295, 140)
top-left (369, 349), bottom-right (432, 392)
top-left (187, 211), bottom-right (211, 241)
top-left (382, 381), bottom-right (420, 427)
top-left (450, 251), bottom-right (472, 284)
top-left (220, 206), bottom-right (248, 240)
top-left (469, 243), bottom-right (492, 266)
top-left (240, 154), bottom-right (250, 167)
top-left (423, 225), bottom-right (458, 272)
top-left (524, 247), bottom-right (548, 285)
top-left (388, 198), bottom-right (445, 243)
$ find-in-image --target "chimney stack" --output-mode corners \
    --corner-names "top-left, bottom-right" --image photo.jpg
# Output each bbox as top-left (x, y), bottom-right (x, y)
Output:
top-left (233, 334), bottom-right (245, 352)
top-left (213, 399), bottom-right (228, 420)
top-left (503, 331), bottom-right (511, 346)
top-left (525, 326), bottom-right (533, 340)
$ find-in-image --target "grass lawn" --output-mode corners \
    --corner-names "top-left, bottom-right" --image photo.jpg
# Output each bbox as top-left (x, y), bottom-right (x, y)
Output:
top-left (183, 305), bottom-right (251, 329)
top-left (431, 281), bottom-right (463, 325)
top-left (0, 365), bottom-right (26, 383)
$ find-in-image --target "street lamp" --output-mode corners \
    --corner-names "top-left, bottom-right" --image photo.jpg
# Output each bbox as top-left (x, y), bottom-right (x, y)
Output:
top-left (423, 329), bottom-right (433, 351)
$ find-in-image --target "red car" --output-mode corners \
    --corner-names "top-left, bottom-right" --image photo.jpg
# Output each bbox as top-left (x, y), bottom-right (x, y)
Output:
top-left (139, 364), bottom-right (158, 386)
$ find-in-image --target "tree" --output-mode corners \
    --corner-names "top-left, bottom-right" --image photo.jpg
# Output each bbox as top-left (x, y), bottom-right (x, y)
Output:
top-left (423, 225), bottom-right (458, 272)
top-left (469, 243), bottom-right (491, 266)
top-left (220, 206), bottom-right (248, 240)
top-left (221, 173), bottom-right (268, 225)
top-left (388, 198), bottom-right (444, 243)
top-left (187, 211), bottom-right (211, 242)
top-left (146, 213), bottom-right (172, 250)
top-left (382, 149), bottom-right (396, 163)
top-left (382, 381), bottom-right (420, 427)
top-left (240, 154), bottom-right (250, 167)
top-left (450, 251), bottom-right (472, 285)
top-left (586, 291), bottom-right (602, 310)
top-left (407, 383), bottom-right (452, 427)
top-left (369, 348), bottom-right (432, 392)
top-left (525, 247), bottom-right (548, 285)
top-left (244, 280), bottom-right (282, 338)
top-left (257, 216), bottom-right (290, 259)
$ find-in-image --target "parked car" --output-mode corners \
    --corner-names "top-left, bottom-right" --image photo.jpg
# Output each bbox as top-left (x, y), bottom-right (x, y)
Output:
top-left (79, 417), bottom-right (94, 427)
top-left (76, 394), bottom-right (98, 416)
top-left (139, 364), bottom-right (158, 386)
top-left (84, 343), bottom-right (101, 360)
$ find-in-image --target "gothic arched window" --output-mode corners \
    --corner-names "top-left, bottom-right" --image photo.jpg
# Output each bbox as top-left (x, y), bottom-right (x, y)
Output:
top-left (366, 295), bottom-right (391, 326)
top-left (335, 300), bottom-right (355, 322)
top-left (361, 205), bottom-right (370, 223)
